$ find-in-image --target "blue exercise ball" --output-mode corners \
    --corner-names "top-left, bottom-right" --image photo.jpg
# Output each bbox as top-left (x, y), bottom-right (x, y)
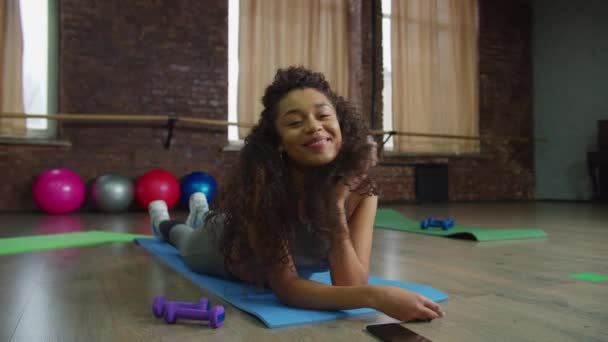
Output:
top-left (180, 171), bottom-right (218, 207)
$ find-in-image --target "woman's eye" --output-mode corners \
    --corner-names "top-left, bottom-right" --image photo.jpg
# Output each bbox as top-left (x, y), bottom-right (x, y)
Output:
top-left (288, 121), bottom-right (302, 127)
top-left (319, 113), bottom-right (331, 119)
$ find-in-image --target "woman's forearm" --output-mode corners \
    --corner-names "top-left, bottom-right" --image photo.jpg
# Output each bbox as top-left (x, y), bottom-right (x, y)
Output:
top-left (272, 277), bottom-right (445, 323)
top-left (328, 208), bottom-right (369, 285)
top-left (329, 236), bottom-right (369, 285)
top-left (273, 277), bottom-right (377, 310)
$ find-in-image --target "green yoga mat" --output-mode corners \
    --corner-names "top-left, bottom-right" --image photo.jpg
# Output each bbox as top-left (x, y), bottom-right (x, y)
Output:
top-left (0, 231), bottom-right (149, 256)
top-left (374, 209), bottom-right (547, 241)
top-left (569, 273), bottom-right (608, 282)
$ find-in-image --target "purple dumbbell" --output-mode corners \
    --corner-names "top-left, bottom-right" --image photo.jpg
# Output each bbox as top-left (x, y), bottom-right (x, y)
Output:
top-left (152, 296), bottom-right (210, 318)
top-left (164, 302), bottom-right (226, 329)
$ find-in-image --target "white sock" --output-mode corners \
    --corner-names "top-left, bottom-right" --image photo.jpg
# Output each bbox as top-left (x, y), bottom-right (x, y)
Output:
top-left (148, 200), bottom-right (170, 240)
top-left (185, 192), bottom-right (209, 228)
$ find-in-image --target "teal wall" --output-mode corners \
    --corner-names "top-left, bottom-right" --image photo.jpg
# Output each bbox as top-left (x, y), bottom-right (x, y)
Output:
top-left (533, 0), bottom-right (608, 200)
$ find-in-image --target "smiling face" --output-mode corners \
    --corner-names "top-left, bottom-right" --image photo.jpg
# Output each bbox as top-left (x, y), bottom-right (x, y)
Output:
top-left (275, 88), bottom-right (343, 169)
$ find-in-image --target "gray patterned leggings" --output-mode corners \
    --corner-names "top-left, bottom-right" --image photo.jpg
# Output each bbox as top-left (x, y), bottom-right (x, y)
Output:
top-left (160, 215), bottom-right (231, 279)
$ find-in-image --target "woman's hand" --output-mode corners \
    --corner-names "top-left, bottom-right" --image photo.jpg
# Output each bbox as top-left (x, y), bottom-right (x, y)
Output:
top-left (332, 181), bottom-right (351, 211)
top-left (372, 285), bottom-right (445, 322)
top-left (364, 135), bottom-right (378, 171)
top-left (326, 180), bottom-right (351, 241)
top-left (331, 135), bottom-right (378, 208)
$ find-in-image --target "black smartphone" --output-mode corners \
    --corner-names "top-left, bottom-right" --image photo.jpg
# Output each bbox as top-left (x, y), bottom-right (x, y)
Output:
top-left (366, 323), bottom-right (432, 342)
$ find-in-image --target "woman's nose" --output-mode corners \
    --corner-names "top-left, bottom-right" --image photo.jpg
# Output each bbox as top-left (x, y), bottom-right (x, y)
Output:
top-left (305, 118), bottom-right (322, 133)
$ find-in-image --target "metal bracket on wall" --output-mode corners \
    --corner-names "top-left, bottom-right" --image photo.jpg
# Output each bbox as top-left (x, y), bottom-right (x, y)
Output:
top-left (163, 114), bottom-right (179, 149)
top-left (380, 131), bottom-right (397, 152)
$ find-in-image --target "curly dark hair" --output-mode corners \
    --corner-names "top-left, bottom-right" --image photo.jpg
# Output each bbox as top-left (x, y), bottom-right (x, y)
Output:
top-left (210, 66), bottom-right (377, 283)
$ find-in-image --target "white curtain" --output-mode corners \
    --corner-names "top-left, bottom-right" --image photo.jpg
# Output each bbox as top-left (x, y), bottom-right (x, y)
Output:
top-left (238, 0), bottom-right (350, 138)
top-left (0, 0), bottom-right (25, 137)
top-left (391, 0), bottom-right (478, 154)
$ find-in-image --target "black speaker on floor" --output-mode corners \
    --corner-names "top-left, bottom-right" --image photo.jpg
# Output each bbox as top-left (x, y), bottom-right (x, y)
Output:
top-left (588, 120), bottom-right (608, 200)
top-left (415, 164), bottom-right (449, 202)
top-left (600, 168), bottom-right (608, 200)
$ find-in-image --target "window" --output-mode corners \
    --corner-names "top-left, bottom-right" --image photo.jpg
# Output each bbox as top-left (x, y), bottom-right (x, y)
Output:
top-left (227, 0), bottom-right (349, 143)
top-left (21, 0), bottom-right (47, 130)
top-left (381, 0), bottom-right (479, 155)
top-left (381, 0), bottom-right (394, 150)
top-left (20, 0), bottom-right (57, 139)
top-left (0, 0), bottom-right (58, 140)
top-left (227, 0), bottom-right (239, 143)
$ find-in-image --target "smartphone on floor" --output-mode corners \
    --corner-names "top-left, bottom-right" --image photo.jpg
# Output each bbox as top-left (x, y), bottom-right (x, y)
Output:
top-left (366, 323), bottom-right (432, 342)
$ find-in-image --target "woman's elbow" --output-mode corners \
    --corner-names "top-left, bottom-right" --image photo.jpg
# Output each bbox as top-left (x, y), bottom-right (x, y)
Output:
top-left (269, 277), bottom-right (301, 306)
top-left (332, 273), bottom-right (369, 286)
top-left (356, 273), bottom-right (370, 286)
top-left (274, 291), bottom-right (296, 307)
top-left (351, 278), bottom-right (369, 286)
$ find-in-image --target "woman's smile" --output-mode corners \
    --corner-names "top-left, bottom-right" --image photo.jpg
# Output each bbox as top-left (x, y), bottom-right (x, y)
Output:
top-left (303, 135), bottom-right (331, 151)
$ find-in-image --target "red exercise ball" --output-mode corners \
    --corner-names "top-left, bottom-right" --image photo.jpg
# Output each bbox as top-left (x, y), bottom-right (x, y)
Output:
top-left (135, 169), bottom-right (180, 209)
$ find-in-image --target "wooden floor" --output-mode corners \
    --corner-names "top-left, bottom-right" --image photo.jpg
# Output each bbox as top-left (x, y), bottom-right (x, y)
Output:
top-left (0, 202), bottom-right (606, 341)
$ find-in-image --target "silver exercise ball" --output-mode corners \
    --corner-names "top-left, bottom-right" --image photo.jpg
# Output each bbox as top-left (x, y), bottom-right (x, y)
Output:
top-left (90, 174), bottom-right (134, 213)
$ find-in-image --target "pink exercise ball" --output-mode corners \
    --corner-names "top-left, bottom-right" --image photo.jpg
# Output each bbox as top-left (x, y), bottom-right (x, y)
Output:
top-left (32, 168), bottom-right (86, 214)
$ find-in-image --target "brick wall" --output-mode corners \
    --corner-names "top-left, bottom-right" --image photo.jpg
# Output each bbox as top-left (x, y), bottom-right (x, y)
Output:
top-left (0, 0), bottom-right (233, 211)
top-left (0, 0), bottom-right (533, 211)
top-left (373, 0), bottom-right (534, 201)
top-left (461, 0), bottom-right (533, 200)
top-left (59, 0), bottom-right (231, 180)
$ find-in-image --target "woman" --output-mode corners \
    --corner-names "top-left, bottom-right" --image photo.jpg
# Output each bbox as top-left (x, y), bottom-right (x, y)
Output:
top-left (149, 66), bottom-right (444, 322)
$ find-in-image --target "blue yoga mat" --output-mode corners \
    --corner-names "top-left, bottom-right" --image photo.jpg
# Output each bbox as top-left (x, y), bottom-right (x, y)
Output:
top-left (135, 238), bottom-right (448, 328)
